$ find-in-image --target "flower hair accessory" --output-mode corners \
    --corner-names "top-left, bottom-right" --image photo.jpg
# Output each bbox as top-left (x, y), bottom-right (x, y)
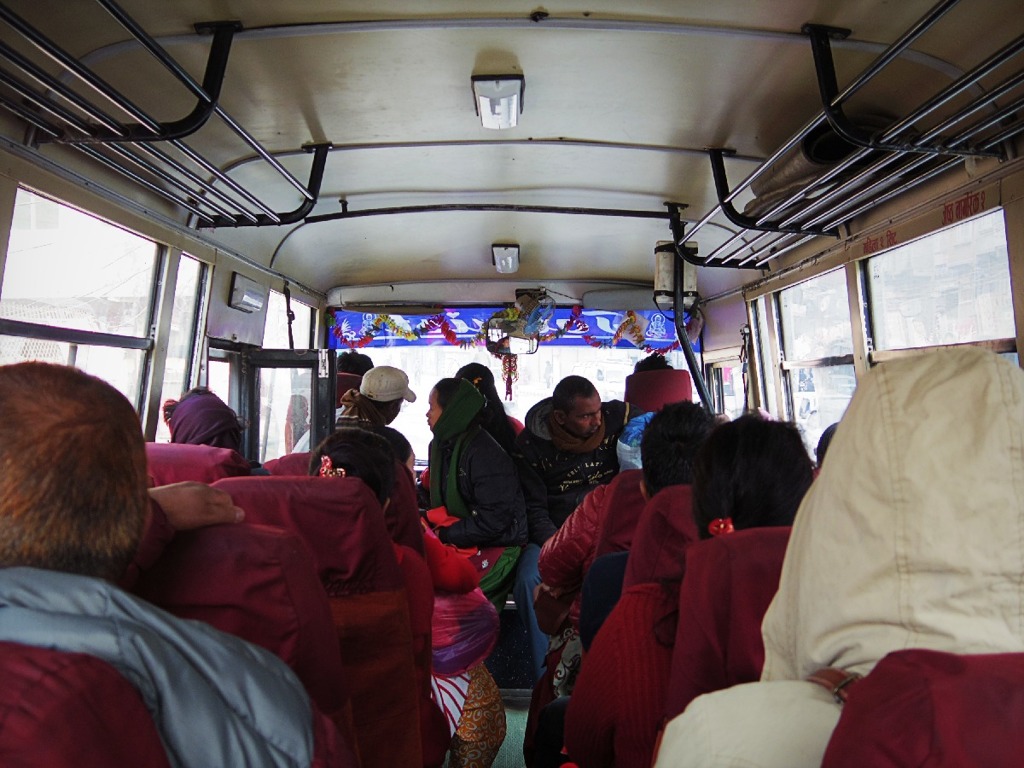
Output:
top-left (319, 454), bottom-right (347, 478)
top-left (708, 517), bottom-right (735, 536)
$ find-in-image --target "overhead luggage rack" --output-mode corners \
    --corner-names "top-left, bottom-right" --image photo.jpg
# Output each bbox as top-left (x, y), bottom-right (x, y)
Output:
top-left (676, 0), bottom-right (1024, 270)
top-left (0, 0), bottom-right (323, 227)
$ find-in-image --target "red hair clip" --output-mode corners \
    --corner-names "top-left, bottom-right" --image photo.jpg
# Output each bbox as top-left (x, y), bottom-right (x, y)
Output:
top-left (708, 517), bottom-right (734, 536)
top-left (319, 454), bottom-right (347, 478)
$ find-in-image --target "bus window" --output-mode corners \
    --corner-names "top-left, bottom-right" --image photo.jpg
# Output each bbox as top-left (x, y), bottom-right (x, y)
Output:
top-left (155, 255), bottom-right (204, 443)
top-left (0, 188), bottom-right (158, 403)
top-left (263, 290), bottom-right (314, 350)
top-left (777, 268), bottom-right (856, 453)
top-left (865, 209), bottom-right (1014, 352)
top-left (751, 296), bottom-right (779, 417)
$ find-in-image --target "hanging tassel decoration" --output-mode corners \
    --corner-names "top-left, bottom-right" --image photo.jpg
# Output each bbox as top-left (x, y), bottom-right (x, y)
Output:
top-left (502, 354), bottom-right (519, 400)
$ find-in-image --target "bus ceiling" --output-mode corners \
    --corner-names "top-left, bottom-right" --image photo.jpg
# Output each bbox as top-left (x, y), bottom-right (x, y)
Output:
top-left (0, 0), bottom-right (1021, 292)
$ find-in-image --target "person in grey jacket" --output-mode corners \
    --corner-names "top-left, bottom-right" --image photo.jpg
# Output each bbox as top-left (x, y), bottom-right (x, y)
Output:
top-left (0, 361), bottom-right (354, 768)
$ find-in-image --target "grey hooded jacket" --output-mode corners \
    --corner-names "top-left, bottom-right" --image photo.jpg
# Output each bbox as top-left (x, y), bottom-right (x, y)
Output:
top-left (0, 567), bottom-right (316, 768)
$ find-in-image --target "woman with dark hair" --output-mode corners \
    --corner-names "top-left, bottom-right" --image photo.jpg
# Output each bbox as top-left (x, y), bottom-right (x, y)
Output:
top-left (309, 427), bottom-right (396, 505)
top-left (425, 377), bottom-right (527, 608)
top-left (454, 362), bottom-right (520, 454)
top-left (692, 415), bottom-right (814, 539)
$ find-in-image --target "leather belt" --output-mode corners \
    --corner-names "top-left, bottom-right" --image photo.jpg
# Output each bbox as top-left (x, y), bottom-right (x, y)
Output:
top-left (807, 667), bottom-right (862, 703)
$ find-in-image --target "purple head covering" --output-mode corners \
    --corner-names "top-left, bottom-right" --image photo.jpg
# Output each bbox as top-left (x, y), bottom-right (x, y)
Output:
top-left (168, 390), bottom-right (242, 452)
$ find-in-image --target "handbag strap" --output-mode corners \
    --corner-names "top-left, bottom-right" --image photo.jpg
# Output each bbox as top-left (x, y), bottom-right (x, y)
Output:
top-left (806, 667), bottom-right (862, 704)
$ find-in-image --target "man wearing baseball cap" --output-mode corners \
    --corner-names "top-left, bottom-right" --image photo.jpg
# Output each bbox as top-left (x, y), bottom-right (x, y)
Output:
top-left (336, 364), bottom-right (417, 428)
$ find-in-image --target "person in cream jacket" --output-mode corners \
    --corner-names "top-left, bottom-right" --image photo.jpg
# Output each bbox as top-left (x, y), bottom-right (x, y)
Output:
top-left (654, 347), bottom-right (1024, 768)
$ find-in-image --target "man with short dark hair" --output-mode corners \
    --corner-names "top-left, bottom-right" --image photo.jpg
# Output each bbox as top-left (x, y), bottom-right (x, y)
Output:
top-left (0, 362), bottom-right (351, 767)
top-left (512, 374), bottom-right (638, 680)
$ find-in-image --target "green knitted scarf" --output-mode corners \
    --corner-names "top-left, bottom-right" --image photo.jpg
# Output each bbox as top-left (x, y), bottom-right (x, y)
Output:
top-left (428, 379), bottom-right (485, 519)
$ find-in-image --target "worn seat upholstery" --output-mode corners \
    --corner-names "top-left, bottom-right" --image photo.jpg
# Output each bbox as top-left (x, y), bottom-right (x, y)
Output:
top-left (0, 642), bottom-right (171, 767)
top-left (213, 475), bottom-right (421, 768)
top-left (145, 442), bottom-right (251, 486)
top-left (822, 649), bottom-right (1024, 768)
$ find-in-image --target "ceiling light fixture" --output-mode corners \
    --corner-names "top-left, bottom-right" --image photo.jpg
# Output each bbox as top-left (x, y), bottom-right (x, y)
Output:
top-left (492, 243), bottom-right (520, 274)
top-left (472, 74), bottom-right (525, 130)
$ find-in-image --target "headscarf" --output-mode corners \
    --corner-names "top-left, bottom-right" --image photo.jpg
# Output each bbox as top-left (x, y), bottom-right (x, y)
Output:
top-left (762, 347), bottom-right (1024, 683)
top-left (168, 390), bottom-right (242, 452)
top-left (428, 379), bottom-right (485, 519)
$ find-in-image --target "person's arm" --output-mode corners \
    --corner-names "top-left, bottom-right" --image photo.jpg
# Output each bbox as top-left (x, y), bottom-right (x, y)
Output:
top-left (512, 439), bottom-right (559, 545)
top-left (538, 483), bottom-right (607, 593)
top-left (121, 483), bottom-right (244, 588)
top-left (422, 527), bottom-right (479, 593)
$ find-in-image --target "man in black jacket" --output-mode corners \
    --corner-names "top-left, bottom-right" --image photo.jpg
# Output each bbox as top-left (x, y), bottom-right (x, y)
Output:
top-left (512, 375), bottom-right (637, 682)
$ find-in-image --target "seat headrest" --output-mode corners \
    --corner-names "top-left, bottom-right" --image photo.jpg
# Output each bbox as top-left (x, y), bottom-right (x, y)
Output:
top-left (263, 451), bottom-right (312, 476)
top-left (623, 483), bottom-right (698, 588)
top-left (213, 475), bottom-right (403, 594)
top-left (145, 442), bottom-right (251, 486)
top-left (624, 369), bottom-right (693, 413)
top-left (594, 469), bottom-right (647, 557)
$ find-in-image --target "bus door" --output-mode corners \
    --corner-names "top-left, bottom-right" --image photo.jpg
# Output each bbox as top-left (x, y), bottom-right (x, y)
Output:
top-left (237, 349), bottom-right (336, 464)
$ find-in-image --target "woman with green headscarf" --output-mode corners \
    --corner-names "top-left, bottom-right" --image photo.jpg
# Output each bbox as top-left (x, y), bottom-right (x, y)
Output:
top-left (425, 377), bottom-right (527, 607)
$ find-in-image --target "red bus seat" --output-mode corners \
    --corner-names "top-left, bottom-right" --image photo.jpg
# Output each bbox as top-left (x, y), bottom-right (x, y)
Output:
top-left (336, 372), bottom-right (363, 407)
top-left (822, 649), bottom-right (1024, 768)
top-left (145, 442), bottom-right (251, 486)
top-left (664, 526), bottom-right (791, 721)
top-left (563, 484), bottom-right (699, 768)
top-left (623, 369), bottom-right (693, 413)
top-left (263, 450), bottom-right (312, 476)
top-left (213, 475), bottom-right (421, 768)
top-left (0, 642), bottom-right (171, 767)
top-left (130, 522), bottom-right (352, 729)
top-left (594, 469), bottom-right (647, 558)
top-left (264, 451), bottom-right (425, 555)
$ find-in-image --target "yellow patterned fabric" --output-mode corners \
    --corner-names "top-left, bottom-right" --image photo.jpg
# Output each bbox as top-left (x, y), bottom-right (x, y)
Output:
top-left (449, 664), bottom-right (507, 768)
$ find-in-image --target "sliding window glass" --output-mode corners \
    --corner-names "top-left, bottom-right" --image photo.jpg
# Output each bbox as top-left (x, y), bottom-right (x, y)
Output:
top-left (776, 268), bottom-right (855, 456)
top-left (155, 254), bottom-right (204, 442)
top-left (0, 189), bottom-right (158, 403)
top-left (865, 209), bottom-right (1013, 355)
top-left (263, 289), bottom-right (313, 349)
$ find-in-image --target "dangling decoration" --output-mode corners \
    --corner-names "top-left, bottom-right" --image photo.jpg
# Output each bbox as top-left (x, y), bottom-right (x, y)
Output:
top-left (501, 354), bottom-right (518, 400)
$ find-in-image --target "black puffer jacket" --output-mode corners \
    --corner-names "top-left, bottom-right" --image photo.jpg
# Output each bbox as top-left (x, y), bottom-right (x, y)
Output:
top-left (431, 427), bottom-right (528, 549)
top-left (514, 397), bottom-right (636, 545)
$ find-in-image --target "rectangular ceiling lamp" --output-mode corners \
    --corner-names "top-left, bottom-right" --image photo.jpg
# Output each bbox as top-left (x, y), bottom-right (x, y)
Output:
top-left (492, 243), bottom-right (520, 274)
top-left (472, 74), bottom-right (524, 130)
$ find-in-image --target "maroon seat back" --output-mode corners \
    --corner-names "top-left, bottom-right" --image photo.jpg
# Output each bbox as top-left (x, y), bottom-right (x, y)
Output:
top-left (822, 649), bottom-right (1024, 768)
top-left (336, 372), bottom-right (363, 407)
top-left (214, 475), bottom-right (404, 594)
top-left (623, 369), bottom-right (693, 413)
top-left (664, 526), bottom-right (790, 720)
top-left (594, 469), bottom-right (647, 557)
top-left (261, 453), bottom-right (425, 555)
top-left (390, 462), bottom-right (426, 554)
top-left (395, 544), bottom-right (451, 767)
top-left (0, 642), bottom-right (171, 767)
top-left (263, 450), bottom-right (312, 476)
top-left (131, 522), bottom-right (350, 723)
top-left (145, 442), bottom-right (251, 486)
top-left (623, 484), bottom-right (698, 589)
top-left (213, 475), bottom-right (419, 768)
